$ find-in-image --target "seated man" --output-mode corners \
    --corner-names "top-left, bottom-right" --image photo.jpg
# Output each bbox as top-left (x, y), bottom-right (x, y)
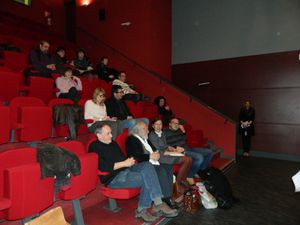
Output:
top-left (27, 40), bottom-right (56, 78)
top-left (126, 121), bottom-right (180, 209)
top-left (105, 85), bottom-right (148, 129)
top-left (164, 118), bottom-right (213, 185)
top-left (88, 124), bottom-right (178, 222)
top-left (112, 71), bottom-right (144, 103)
top-left (95, 56), bottom-right (116, 82)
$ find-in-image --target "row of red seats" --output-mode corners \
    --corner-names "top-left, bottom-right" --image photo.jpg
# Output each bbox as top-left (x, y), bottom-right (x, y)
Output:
top-left (0, 95), bottom-right (161, 145)
top-left (0, 70), bottom-right (113, 103)
top-left (0, 138), bottom-right (140, 223)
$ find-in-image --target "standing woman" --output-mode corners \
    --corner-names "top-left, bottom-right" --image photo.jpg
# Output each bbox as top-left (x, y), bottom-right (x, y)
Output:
top-left (84, 87), bottom-right (122, 139)
top-left (239, 100), bottom-right (255, 156)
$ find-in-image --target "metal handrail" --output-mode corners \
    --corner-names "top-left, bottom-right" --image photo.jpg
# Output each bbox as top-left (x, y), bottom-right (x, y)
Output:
top-left (76, 26), bottom-right (236, 124)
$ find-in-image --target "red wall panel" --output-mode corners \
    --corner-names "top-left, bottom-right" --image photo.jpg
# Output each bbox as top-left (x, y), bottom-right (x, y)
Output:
top-left (75, 0), bottom-right (171, 80)
top-left (172, 50), bottom-right (300, 156)
top-left (1, 0), bottom-right (65, 36)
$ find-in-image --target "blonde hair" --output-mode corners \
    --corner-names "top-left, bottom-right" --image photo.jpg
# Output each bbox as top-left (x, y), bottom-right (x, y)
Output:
top-left (92, 87), bottom-right (106, 104)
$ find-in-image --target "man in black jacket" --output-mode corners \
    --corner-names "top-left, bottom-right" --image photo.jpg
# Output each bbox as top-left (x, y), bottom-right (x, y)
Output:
top-left (105, 85), bottom-right (148, 129)
top-left (125, 121), bottom-right (179, 209)
top-left (88, 124), bottom-right (178, 222)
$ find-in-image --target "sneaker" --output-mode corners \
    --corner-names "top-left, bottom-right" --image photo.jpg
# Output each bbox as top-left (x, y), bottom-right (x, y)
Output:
top-left (152, 202), bottom-right (178, 218)
top-left (135, 209), bottom-right (158, 222)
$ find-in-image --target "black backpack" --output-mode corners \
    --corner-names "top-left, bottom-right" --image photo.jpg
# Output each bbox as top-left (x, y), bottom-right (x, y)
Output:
top-left (199, 167), bottom-right (239, 209)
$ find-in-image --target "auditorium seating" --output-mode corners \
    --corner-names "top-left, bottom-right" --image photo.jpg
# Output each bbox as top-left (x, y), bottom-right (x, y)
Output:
top-left (0, 106), bottom-right (10, 144)
top-left (2, 51), bottom-right (28, 73)
top-left (0, 147), bottom-right (37, 220)
top-left (1, 163), bottom-right (54, 222)
top-left (115, 129), bottom-right (129, 156)
top-left (184, 123), bottom-right (208, 148)
top-left (56, 140), bottom-right (86, 156)
top-left (26, 76), bottom-right (56, 103)
top-left (19, 106), bottom-right (52, 142)
top-left (57, 153), bottom-right (98, 225)
top-left (9, 96), bottom-right (47, 142)
top-left (0, 71), bottom-right (22, 103)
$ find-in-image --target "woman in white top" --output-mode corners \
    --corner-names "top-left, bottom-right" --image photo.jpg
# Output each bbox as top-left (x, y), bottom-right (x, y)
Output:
top-left (84, 87), bottom-right (122, 139)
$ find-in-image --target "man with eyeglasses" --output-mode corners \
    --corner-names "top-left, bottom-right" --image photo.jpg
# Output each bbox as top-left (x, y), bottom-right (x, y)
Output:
top-left (164, 118), bottom-right (213, 185)
top-left (106, 85), bottom-right (149, 129)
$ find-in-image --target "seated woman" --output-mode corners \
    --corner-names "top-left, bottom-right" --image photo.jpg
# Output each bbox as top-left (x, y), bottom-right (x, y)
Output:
top-left (126, 121), bottom-right (179, 209)
top-left (154, 96), bottom-right (174, 126)
top-left (54, 46), bottom-right (69, 74)
top-left (148, 118), bottom-right (192, 193)
top-left (70, 49), bottom-right (93, 75)
top-left (55, 67), bottom-right (82, 103)
top-left (84, 87), bottom-right (122, 139)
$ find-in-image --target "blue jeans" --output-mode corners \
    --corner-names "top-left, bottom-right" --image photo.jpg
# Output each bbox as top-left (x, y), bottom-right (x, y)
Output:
top-left (121, 118), bottom-right (149, 130)
top-left (107, 162), bottom-right (163, 208)
top-left (193, 147), bottom-right (213, 171)
top-left (184, 147), bottom-right (204, 178)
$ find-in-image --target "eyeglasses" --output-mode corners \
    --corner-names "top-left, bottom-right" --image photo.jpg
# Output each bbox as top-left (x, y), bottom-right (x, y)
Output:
top-left (98, 94), bottom-right (105, 97)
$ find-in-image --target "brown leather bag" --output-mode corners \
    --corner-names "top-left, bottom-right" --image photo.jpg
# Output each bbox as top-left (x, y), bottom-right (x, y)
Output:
top-left (183, 190), bottom-right (200, 213)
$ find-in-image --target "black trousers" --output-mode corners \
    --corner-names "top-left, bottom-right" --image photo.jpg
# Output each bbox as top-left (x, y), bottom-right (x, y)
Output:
top-left (154, 163), bottom-right (173, 199)
top-left (242, 134), bottom-right (252, 153)
top-left (59, 87), bottom-right (81, 103)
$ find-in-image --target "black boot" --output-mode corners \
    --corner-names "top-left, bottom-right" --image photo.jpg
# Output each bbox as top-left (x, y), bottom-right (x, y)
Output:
top-left (162, 197), bottom-right (180, 210)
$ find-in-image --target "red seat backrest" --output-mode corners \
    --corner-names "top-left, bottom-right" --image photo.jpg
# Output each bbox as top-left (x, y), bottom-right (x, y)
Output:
top-left (115, 129), bottom-right (129, 156)
top-left (0, 147), bottom-right (37, 199)
top-left (48, 98), bottom-right (74, 107)
top-left (28, 76), bottom-right (55, 103)
top-left (56, 140), bottom-right (86, 156)
top-left (20, 106), bottom-right (53, 141)
top-left (57, 153), bottom-right (98, 200)
top-left (9, 96), bottom-right (45, 128)
top-left (0, 72), bottom-right (22, 102)
top-left (0, 106), bottom-right (10, 144)
top-left (3, 163), bottom-right (54, 220)
top-left (3, 51), bottom-right (28, 73)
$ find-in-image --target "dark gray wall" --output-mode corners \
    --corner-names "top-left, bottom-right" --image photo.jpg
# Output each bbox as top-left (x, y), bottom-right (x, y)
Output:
top-left (172, 0), bottom-right (300, 64)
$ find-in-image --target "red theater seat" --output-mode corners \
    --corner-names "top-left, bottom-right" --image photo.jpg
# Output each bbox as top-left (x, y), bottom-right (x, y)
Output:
top-left (1, 163), bottom-right (54, 222)
top-left (26, 76), bottom-right (55, 103)
top-left (9, 97), bottom-right (46, 142)
top-left (0, 106), bottom-right (10, 144)
top-left (57, 153), bottom-right (98, 225)
top-left (184, 124), bottom-right (208, 148)
top-left (19, 106), bottom-right (52, 142)
top-left (0, 147), bottom-right (37, 220)
top-left (125, 100), bottom-right (144, 118)
top-left (86, 137), bottom-right (140, 212)
top-left (2, 51), bottom-right (28, 73)
top-left (0, 72), bottom-right (22, 102)
top-left (115, 129), bottom-right (129, 156)
top-left (56, 140), bottom-right (86, 156)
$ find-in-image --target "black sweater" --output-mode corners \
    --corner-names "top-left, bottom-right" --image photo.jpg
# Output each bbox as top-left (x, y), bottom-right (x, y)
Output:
top-left (88, 140), bottom-right (126, 185)
top-left (164, 128), bottom-right (188, 148)
top-left (106, 97), bottom-right (132, 120)
top-left (125, 135), bottom-right (157, 162)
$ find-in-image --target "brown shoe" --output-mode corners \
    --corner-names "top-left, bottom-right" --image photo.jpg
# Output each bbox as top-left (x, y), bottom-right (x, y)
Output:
top-left (135, 209), bottom-right (158, 222)
top-left (152, 202), bottom-right (178, 218)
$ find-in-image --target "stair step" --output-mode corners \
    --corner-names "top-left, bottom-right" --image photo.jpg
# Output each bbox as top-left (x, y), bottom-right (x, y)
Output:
top-left (210, 157), bottom-right (235, 171)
